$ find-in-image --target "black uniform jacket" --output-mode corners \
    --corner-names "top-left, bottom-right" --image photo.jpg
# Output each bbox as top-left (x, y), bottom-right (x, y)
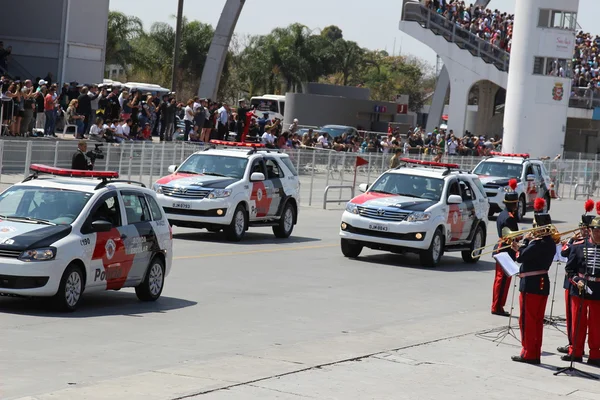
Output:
top-left (516, 235), bottom-right (555, 295)
top-left (567, 241), bottom-right (600, 300)
top-left (71, 150), bottom-right (88, 170)
top-left (494, 209), bottom-right (519, 260)
top-left (562, 238), bottom-right (583, 290)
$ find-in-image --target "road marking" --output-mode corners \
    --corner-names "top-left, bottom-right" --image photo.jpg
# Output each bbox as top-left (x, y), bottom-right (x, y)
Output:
top-left (173, 243), bottom-right (337, 260)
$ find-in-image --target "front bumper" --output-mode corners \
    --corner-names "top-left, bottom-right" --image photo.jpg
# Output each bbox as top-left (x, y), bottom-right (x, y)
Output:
top-left (0, 258), bottom-right (61, 296)
top-left (157, 195), bottom-right (233, 226)
top-left (484, 188), bottom-right (506, 213)
top-left (339, 211), bottom-right (432, 251)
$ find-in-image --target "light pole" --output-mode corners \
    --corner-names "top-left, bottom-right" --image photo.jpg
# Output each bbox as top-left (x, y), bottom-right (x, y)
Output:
top-left (171, 0), bottom-right (184, 93)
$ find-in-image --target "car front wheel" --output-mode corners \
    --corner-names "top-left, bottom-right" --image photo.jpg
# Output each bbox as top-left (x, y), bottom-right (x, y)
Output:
top-left (462, 225), bottom-right (485, 263)
top-left (273, 203), bottom-right (295, 238)
top-left (341, 239), bottom-right (363, 258)
top-left (224, 204), bottom-right (247, 242)
top-left (420, 228), bottom-right (444, 267)
top-left (53, 264), bottom-right (84, 312)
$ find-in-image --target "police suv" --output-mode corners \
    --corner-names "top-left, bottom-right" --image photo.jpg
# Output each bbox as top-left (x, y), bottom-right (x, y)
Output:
top-left (340, 159), bottom-right (489, 267)
top-left (0, 165), bottom-right (173, 311)
top-left (472, 152), bottom-right (557, 221)
top-left (153, 141), bottom-right (301, 241)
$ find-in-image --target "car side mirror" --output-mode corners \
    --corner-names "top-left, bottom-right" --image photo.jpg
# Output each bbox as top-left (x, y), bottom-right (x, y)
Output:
top-left (250, 172), bottom-right (265, 182)
top-left (358, 183), bottom-right (369, 193)
top-left (91, 220), bottom-right (112, 232)
top-left (526, 174), bottom-right (535, 181)
top-left (448, 194), bottom-right (463, 204)
top-left (168, 165), bottom-right (178, 174)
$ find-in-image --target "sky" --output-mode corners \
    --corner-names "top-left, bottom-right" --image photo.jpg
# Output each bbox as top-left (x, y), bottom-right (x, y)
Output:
top-left (109, 0), bottom-right (598, 69)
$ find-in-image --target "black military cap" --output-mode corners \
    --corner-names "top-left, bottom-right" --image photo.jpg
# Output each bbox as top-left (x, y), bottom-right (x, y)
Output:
top-left (503, 192), bottom-right (519, 203)
top-left (582, 215), bottom-right (595, 227)
top-left (534, 213), bottom-right (552, 226)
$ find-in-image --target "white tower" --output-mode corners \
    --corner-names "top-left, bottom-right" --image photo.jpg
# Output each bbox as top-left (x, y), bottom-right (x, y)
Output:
top-left (502, 0), bottom-right (579, 158)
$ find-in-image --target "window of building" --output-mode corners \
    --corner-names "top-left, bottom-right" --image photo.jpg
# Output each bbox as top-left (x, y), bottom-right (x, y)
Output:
top-left (533, 57), bottom-right (545, 75)
top-left (532, 57), bottom-right (571, 78)
top-left (538, 9), bottom-right (577, 30)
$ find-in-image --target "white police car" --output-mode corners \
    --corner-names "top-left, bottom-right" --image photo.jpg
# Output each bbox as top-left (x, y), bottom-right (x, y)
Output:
top-left (0, 165), bottom-right (173, 311)
top-left (153, 141), bottom-right (301, 242)
top-left (472, 152), bottom-right (557, 221)
top-left (340, 159), bottom-right (489, 267)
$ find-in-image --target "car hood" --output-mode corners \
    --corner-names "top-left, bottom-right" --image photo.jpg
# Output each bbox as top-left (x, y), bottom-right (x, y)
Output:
top-left (0, 221), bottom-right (72, 252)
top-left (478, 175), bottom-right (520, 186)
top-left (351, 192), bottom-right (435, 212)
top-left (155, 173), bottom-right (240, 189)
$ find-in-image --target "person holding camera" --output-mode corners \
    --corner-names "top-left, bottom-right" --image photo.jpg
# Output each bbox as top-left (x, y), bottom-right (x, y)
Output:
top-left (72, 140), bottom-right (92, 170)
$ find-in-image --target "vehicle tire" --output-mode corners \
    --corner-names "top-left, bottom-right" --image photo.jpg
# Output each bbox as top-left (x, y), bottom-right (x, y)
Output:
top-left (53, 263), bottom-right (84, 312)
top-left (341, 239), bottom-right (363, 258)
top-left (420, 228), bottom-right (444, 267)
top-left (544, 193), bottom-right (551, 212)
top-left (462, 225), bottom-right (485, 263)
top-left (273, 202), bottom-right (295, 238)
top-left (135, 256), bottom-right (165, 302)
top-left (516, 196), bottom-right (526, 222)
top-left (224, 204), bottom-right (247, 242)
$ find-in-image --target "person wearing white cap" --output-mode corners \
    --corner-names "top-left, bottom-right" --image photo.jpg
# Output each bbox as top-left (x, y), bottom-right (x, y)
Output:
top-left (289, 118), bottom-right (299, 134)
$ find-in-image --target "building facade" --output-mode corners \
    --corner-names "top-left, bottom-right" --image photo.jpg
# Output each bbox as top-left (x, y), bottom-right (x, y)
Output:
top-left (0, 0), bottom-right (109, 85)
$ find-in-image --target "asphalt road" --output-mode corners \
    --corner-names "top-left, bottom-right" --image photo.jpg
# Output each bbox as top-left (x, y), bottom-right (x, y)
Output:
top-left (1, 198), bottom-right (598, 399)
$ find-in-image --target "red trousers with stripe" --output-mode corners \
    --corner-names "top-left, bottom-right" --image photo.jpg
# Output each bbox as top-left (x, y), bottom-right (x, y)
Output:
top-left (491, 262), bottom-right (511, 313)
top-left (565, 289), bottom-right (572, 348)
top-left (519, 293), bottom-right (548, 360)
top-left (568, 296), bottom-right (600, 359)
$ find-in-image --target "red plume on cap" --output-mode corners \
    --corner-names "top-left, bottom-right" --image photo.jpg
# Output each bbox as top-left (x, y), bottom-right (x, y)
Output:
top-left (508, 179), bottom-right (517, 191)
top-left (534, 197), bottom-right (546, 212)
top-left (596, 201), bottom-right (600, 215)
top-left (585, 199), bottom-right (595, 213)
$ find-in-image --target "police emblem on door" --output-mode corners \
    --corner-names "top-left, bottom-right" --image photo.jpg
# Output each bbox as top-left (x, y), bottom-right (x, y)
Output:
top-left (105, 239), bottom-right (116, 260)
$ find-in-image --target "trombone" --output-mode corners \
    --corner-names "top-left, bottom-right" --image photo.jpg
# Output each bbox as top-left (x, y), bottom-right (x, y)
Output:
top-left (470, 224), bottom-right (585, 258)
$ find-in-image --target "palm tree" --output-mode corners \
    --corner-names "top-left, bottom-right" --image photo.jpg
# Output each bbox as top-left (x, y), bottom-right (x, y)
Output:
top-left (105, 11), bottom-right (144, 74)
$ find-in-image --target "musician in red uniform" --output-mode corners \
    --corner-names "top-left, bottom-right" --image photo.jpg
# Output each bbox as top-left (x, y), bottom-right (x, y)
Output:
top-left (511, 205), bottom-right (556, 364)
top-left (563, 216), bottom-right (600, 366)
top-left (491, 181), bottom-right (519, 316)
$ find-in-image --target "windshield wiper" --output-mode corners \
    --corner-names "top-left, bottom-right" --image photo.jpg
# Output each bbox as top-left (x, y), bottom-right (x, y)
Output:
top-left (202, 172), bottom-right (227, 177)
top-left (6, 216), bottom-right (56, 225)
top-left (396, 193), bottom-right (424, 199)
top-left (369, 189), bottom-right (392, 195)
top-left (177, 170), bottom-right (200, 175)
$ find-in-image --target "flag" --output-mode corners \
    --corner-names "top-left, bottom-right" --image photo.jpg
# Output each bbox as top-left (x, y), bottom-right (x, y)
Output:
top-left (355, 156), bottom-right (369, 167)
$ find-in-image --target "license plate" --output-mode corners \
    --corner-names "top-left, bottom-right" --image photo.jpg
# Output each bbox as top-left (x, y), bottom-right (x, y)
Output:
top-left (172, 202), bottom-right (191, 209)
top-left (368, 223), bottom-right (388, 232)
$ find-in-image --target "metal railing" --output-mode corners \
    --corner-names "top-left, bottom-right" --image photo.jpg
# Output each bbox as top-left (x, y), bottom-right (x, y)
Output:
top-left (403, 2), bottom-right (509, 72)
top-left (569, 87), bottom-right (600, 110)
top-left (0, 140), bottom-right (599, 205)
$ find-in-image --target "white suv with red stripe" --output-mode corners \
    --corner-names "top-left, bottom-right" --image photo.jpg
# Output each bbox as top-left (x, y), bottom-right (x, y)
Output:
top-left (153, 144), bottom-right (301, 242)
top-left (472, 152), bottom-right (556, 221)
top-left (340, 159), bottom-right (489, 267)
top-left (0, 165), bottom-right (173, 311)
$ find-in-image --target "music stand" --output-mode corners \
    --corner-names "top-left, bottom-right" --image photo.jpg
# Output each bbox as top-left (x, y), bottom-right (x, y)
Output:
top-left (491, 252), bottom-right (521, 345)
top-left (544, 245), bottom-right (568, 332)
top-left (554, 228), bottom-right (598, 380)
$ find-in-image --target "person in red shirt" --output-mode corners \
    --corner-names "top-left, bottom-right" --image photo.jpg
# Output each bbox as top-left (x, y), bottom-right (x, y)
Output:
top-left (43, 86), bottom-right (57, 137)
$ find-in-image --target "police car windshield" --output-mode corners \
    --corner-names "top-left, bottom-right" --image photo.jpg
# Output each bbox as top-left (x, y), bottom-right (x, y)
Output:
top-left (473, 162), bottom-right (522, 179)
top-left (178, 154), bottom-right (247, 179)
top-left (370, 173), bottom-right (444, 201)
top-left (0, 186), bottom-right (93, 225)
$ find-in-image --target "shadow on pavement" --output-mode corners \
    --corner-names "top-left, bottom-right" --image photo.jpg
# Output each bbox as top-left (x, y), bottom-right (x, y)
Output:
top-left (0, 293), bottom-right (196, 318)
top-left (352, 253), bottom-right (497, 272)
top-left (173, 231), bottom-right (321, 245)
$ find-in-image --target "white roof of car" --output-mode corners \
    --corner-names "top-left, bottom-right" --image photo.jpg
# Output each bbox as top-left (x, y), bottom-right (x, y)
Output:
top-left (480, 156), bottom-right (534, 165)
top-left (13, 177), bottom-right (152, 195)
top-left (193, 148), bottom-right (289, 159)
top-left (387, 166), bottom-right (477, 180)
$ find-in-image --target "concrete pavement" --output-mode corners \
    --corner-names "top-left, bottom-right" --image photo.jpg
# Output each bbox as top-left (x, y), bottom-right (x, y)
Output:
top-left (1, 196), bottom-right (600, 399)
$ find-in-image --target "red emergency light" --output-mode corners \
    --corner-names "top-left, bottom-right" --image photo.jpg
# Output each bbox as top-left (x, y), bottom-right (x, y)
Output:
top-left (30, 164), bottom-right (119, 179)
top-left (490, 151), bottom-right (530, 158)
top-left (400, 158), bottom-right (460, 169)
top-left (209, 140), bottom-right (265, 148)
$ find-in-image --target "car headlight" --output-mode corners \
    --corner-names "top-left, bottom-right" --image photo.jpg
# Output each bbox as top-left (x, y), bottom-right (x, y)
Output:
top-left (502, 186), bottom-right (513, 192)
top-left (19, 247), bottom-right (56, 262)
top-left (153, 183), bottom-right (163, 194)
top-left (406, 212), bottom-right (431, 222)
top-left (207, 189), bottom-right (232, 199)
top-left (345, 202), bottom-right (359, 214)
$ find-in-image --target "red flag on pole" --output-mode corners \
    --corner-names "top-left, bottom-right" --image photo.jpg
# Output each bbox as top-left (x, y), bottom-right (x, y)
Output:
top-left (355, 156), bottom-right (369, 167)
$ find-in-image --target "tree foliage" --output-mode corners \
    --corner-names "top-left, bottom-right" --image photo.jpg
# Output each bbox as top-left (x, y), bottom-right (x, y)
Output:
top-left (105, 15), bottom-right (434, 111)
